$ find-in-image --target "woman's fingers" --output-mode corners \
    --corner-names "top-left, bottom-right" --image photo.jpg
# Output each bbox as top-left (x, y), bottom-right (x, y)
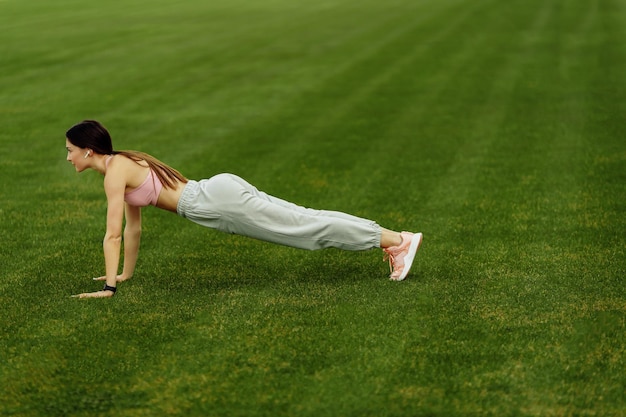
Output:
top-left (71, 290), bottom-right (113, 298)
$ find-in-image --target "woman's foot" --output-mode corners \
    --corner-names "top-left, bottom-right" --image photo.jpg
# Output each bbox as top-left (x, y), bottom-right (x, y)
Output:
top-left (383, 232), bottom-right (422, 281)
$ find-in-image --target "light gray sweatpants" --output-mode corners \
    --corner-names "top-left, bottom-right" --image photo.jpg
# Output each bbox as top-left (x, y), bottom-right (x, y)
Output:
top-left (176, 174), bottom-right (382, 251)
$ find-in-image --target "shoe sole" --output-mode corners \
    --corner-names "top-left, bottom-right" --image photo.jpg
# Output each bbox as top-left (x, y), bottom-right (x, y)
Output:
top-left (392, 232), bottom-right (422, 281)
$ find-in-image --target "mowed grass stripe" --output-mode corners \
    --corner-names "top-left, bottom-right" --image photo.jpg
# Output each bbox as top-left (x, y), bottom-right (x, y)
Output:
top-left (171, 0), bottom-right (477, 181)
top-left (211, 0), bottom-right (502, 203)
top-left (331, 0), bottom-right (552, 219)
top-left (367, 0), bottom-right (559, 260)
top-left (404, 0), bottom-right (626, 411)
top-left (387, 1), bottom-right (571, 406)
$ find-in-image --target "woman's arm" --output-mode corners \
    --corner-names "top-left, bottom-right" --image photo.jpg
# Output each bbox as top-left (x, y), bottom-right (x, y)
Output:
top-left (120, 203), bottom-right (142, 280)
top-left (102, 175), bottom-right (126, 291)
top-left (92, 204), bottom-right (142, 283)
top-left (73, 172), bottom-right (126, 298)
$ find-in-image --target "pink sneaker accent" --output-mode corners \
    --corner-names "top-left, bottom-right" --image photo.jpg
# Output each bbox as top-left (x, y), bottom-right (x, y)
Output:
top-left (383, 232), bottom-right (422, 281)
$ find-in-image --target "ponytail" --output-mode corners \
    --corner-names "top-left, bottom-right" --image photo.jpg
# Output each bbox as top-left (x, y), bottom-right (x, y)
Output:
top-left (114, 151), bottom-right (187, 190)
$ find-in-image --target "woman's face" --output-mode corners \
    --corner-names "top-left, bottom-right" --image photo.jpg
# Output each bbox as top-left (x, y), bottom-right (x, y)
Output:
top-left (65, 138), bottom-right (90, 172)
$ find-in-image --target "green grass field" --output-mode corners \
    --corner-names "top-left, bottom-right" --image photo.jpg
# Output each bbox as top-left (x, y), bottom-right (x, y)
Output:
top-left (1, 0), bottom-right (625, 415)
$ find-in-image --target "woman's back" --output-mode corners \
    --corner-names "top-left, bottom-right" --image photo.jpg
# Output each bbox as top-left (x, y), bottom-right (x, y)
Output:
top-left (106, 154), bottom-right (185, 212)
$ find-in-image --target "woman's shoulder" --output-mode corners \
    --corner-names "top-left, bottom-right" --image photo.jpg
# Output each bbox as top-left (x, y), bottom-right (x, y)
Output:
top-left (111, 152), bottom-right (149, 166)
top-left (105, 154), bottom-right (150, 187)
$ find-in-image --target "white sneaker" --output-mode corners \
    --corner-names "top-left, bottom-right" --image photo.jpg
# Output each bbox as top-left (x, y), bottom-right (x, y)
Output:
top-left (382, 232), bottom-right (422, 281)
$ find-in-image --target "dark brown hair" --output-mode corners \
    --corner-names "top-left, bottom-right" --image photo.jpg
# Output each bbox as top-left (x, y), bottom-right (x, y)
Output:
top-left (66, 120), bottom-right (187, 189)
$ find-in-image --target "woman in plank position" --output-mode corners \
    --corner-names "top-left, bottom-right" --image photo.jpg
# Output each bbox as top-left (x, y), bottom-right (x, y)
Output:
top-left (66, 120), bottom-right (422, 298)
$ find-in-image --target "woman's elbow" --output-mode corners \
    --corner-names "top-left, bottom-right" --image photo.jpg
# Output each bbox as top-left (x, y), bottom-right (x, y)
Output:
top-left (104, 232), bottom-right (123, 245)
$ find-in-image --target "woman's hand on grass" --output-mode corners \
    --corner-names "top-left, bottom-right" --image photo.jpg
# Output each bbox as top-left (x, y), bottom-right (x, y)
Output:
top-left (71, 290), bottom-right (115, 299)
top-left (71, 275), bottom-right (125, 298)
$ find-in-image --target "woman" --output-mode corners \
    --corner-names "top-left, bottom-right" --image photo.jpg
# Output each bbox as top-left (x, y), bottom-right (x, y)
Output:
top-left (67, 120), bottom-right (422, 298)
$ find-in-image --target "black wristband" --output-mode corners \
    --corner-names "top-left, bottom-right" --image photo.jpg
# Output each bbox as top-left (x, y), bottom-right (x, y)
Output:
top-left (103, 284), bottom-right (117, 294)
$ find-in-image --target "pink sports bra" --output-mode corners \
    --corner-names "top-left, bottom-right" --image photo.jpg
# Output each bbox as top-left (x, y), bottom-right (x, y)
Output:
top-left (106, 155), bottom-right (163, 207)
